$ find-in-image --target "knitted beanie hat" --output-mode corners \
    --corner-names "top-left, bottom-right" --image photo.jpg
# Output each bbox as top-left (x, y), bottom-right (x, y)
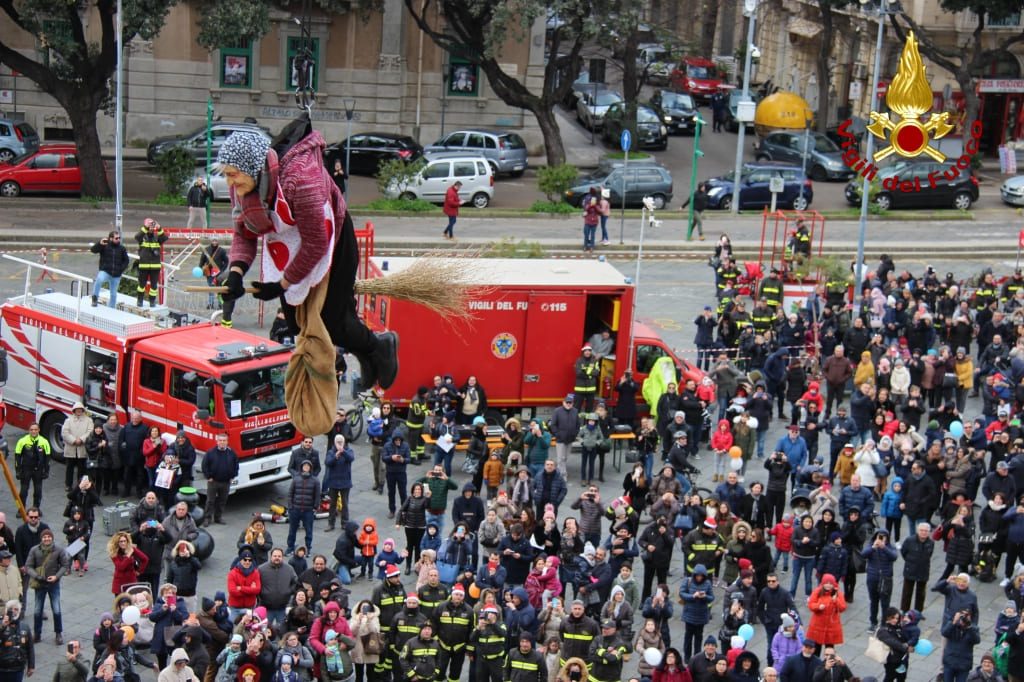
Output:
top-left (217, 132), bottom-right (269, 180)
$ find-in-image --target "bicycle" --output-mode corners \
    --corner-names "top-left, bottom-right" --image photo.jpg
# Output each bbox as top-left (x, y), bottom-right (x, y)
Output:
top-left (345, 389), bottom-right (383, 441)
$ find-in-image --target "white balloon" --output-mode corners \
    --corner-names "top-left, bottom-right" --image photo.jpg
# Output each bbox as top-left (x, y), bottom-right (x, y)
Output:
top-left (121, 605), bottom-right (141, 626)
top-left (730, 457), bottom-right (744, 471)
top-left (746, 417), bottom-right (758, 430)
top-left (644, 647), bottom-right (663, 666)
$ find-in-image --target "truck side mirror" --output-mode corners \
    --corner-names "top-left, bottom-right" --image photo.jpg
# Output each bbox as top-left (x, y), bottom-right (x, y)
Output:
top-left (0, 348), bottom-right (7, 385)
top-left (196, 385), bottom-right (210, 421)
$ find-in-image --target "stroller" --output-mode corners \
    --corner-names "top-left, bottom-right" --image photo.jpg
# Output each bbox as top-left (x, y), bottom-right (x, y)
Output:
top-left (734, 262), bottom-right (764, 298)
top-left (969, 533), bottom-right (1000, 583)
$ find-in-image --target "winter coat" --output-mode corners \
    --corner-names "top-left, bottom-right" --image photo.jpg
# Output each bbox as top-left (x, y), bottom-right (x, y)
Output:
top-left (941, 621), bottom-right (982, 672)
top-left (900, 535), bottom-right (934, 582)
top-left (165, 553), bottom-right (200, 597)
top-left (322, 444), bottom-right (354, 490)
top-left (880, 478), bottom-right (904, 519)
top-left (805, 579), bottom-right (846, 644)
top-left (902, 474), bottom-right (939, 520)
top-left (771, 628), bottom-right (804, 668)
top-left (111, 546), bottom-right (149, 594)
top-left (931, 579), bottom-right (979, 628)
top-left (226, 560), bottom-right (261, 609)
top-left (288, 472), bottom-right (321, 512)
top-left (815, 544), bottom-right (847, 580)
top-left (62, 413), bottom-right (93, 460)
top-left (678, 566), bottom-right (715, 625)
top-left (940, 516), bottom-right (976, 567)
top-left (349, 606), bottom-right (382, 665)
top-left (148, 597), bottom-right (188, 656)
top-left (862, 539), bottom-right (898, 580)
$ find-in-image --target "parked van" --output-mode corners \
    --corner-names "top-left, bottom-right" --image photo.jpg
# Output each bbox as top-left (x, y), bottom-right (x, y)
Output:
top-left (384, 155), bottom-right (494, 207)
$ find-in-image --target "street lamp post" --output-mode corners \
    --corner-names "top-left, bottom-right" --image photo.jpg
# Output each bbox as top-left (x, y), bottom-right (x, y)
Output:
top-left (731, 0), bottom-right (759, 215)
top-left (686, 116), bottom-right (707, 240)
top-left (798, 115), bottom-right (811, 206)
top-left (114, 0), bottom-right (124, 236)
top-left (854, 0), bottom-right (889, 312)
top-left (343, 97), bottom-right (356, 203)
top-left (205, 97), bottom-right (213, 228)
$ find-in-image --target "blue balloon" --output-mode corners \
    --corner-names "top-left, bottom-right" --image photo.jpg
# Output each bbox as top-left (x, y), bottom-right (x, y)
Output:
top-left (914, 638), bottom-right (933, 656)
top-left (738, 624), bottom-right (755, 642)
top-left (949, 421), bottom-right (964, 438)
top-left (192, 266), bottom-right (204, 279)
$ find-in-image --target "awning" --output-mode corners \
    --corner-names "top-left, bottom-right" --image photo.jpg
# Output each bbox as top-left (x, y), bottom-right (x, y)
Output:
top-left (788, 17), bottom-right (822, 39)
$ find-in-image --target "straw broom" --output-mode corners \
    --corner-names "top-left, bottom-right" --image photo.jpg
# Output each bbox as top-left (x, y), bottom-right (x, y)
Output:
top-left (186, 252), bottom-right (492, 321)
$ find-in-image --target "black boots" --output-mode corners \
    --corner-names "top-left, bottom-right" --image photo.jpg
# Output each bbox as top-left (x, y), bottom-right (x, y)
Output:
top-left (353, 331), bottom-right (400, 390)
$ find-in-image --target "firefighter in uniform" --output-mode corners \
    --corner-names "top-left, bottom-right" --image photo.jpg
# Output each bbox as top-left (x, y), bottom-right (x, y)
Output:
top-left (14, 423), bottom-right (51, 509)
top-left (417, 571), bottom-right (449, 619)
top-left (505, 633), bottom-right (546, 682)
top-left (588, 619), bottom-right (627, 682)
top-left (467, 605), bottom-right (505, 682)
top-left (574, 345), bottom-right (600, 413)
top-left (759, 267), bottom-right (784, 310)
top-left (789, 221), bottom-right (811, 263)
top-left (1002, 269), bottom-right (1024, 303)
top-left (390, 593), bottom-right (430, 680)
top-left (372, 563), bottom-right (406, 679)
top-left (558, 599), bottom-right (599, 668)
top-left (681, 518), bottom-right (725, 577)
top-left (825, 278), bottom-right (848, 311)
top-left (975, 272), bottom-right (998, 311)
top-left (134, 217), bottom-right (167, 308)
top-left (406, 387), bottom-right (429, 464)
top-left (717, 288), bottom-right (736, 316)
top-left (716, 258), bottom-right (739, 299)
top-left (731, 300), bottom-right (752, 333)
top-left (751, 298), bottom-right (775, 335)
top-left (433, 583), bottom-right (473, 682)
top-left (399, 621), bottom-right (440, 682)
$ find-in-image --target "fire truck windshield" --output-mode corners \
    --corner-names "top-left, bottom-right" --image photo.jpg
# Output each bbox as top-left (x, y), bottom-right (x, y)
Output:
top-left (222, 364), bottom-right (288, 418)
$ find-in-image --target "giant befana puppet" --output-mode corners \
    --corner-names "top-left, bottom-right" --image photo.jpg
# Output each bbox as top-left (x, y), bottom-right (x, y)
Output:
top-left (214, 118), bottom-right (477, 436)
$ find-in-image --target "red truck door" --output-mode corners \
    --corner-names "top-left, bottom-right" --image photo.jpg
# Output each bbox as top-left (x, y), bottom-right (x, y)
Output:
top-left (521, 292), bottom-right (586, 402)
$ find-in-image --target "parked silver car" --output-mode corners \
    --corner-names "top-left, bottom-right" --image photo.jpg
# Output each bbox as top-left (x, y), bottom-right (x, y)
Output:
top-left (147, 121), bottom-right (270, 165)
top-left (754, 130), bottom-right (853, 181)
top-left (424, 129), bottom-right (528, 176)
top-left (576, 89), bottom-right (623, 131)
top-left (0, 119), bottom-right (40, 164)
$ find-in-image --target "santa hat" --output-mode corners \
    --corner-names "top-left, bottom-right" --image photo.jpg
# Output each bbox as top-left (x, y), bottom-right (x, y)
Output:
top-left (385, 564), bottom-right (401, 578)
top-left (703, 518), bottom-right (717, 529)
top-left (451, 584), bottom-right (465, 596)
top-left (405, 593), bottom-right (420, 604)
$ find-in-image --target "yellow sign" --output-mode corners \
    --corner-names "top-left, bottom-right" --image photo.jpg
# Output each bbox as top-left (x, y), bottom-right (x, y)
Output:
top-left (866, 31), bottom-right (953, 162)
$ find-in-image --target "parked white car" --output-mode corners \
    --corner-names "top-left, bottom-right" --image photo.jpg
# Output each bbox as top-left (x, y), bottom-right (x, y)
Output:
top-left (384, 155), bottom-right (494, 208)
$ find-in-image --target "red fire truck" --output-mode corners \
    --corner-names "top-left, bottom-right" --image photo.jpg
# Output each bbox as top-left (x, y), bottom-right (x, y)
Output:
top-left (363, 257), bottom-right (703, 417)
top-left (0, 291), bottom-right (301, 495)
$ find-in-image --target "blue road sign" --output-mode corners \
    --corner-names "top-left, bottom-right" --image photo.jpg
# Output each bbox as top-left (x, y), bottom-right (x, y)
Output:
top-left (620, 129), bottom-right (631, 152)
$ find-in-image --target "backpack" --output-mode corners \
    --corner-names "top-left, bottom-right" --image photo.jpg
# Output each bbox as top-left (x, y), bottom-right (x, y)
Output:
top-left (995, 632), bottom-right (1010, 676)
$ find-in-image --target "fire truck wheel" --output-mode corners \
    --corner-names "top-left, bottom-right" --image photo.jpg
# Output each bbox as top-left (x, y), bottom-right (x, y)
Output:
top-left (39, 412), bottom-right (66, 462)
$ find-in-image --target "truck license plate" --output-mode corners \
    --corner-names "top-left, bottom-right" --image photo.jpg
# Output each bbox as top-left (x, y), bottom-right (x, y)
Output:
top-left (261, 459), bottom-right (278, 471)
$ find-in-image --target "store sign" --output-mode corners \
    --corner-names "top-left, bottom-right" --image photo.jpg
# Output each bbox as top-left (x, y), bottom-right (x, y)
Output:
top-left (978, 79), bottom-right (1024, 93)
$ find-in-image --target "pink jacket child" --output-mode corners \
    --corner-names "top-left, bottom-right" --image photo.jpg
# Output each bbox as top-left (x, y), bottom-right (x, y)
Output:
top-left (525, 558), bottom-right (563, 609)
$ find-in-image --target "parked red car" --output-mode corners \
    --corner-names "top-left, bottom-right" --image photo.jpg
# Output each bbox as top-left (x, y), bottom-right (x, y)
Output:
top-left (0, 144), bottom-right (82, 197)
